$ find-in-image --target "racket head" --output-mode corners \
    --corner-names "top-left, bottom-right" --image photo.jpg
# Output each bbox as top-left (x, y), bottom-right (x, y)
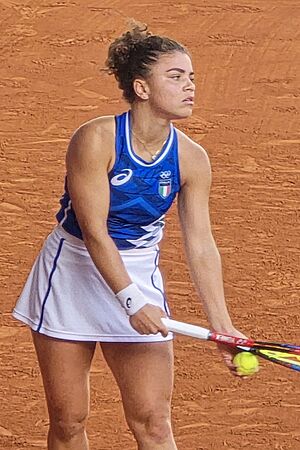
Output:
top-left (212, 333), bottom-right (300, 372)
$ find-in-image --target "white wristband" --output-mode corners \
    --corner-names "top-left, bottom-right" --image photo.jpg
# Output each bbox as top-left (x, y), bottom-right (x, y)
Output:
top-left (116, 283), bottom-right (148, 316)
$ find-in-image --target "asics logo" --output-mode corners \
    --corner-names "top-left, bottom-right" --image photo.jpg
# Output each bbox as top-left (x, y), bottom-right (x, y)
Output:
top-left (160, 170), bottom-right (171, 179)
top-left (111, 169), bottom-right (133, 186)
top-left (126, 297), bottom-right (132, 309)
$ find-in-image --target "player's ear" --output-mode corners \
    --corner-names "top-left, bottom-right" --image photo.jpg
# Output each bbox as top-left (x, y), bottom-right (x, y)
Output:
top-left (133, 78), bottom-right (150, 101)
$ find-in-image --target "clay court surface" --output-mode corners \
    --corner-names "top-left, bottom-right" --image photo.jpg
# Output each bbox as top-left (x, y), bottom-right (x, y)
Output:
top-left (0, 0), bottom-right (299, 449)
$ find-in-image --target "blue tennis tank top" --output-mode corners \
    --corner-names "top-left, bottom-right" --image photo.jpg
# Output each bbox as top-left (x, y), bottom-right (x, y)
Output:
top-left (56, 111), bottom-right (181, 250)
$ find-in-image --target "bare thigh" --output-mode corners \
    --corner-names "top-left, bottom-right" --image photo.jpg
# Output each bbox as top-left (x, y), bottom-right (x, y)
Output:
top-left (32, 331), bottom-right (96, 423)
top-left (100, 340), bottom-right (174, 424)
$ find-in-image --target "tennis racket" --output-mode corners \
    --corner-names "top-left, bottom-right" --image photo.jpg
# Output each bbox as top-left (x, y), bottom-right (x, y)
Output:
top-left (162, 318), bottom-right (300, 372)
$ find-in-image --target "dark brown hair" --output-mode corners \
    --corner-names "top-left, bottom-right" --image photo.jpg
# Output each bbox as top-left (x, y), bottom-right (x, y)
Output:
top-left (106, 21), bottom-right (188, 103)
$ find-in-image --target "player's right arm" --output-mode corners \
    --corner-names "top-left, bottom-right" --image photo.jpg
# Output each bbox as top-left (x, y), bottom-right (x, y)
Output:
top-left (66, 118), bottom-right (131, 293)
top-left (66, 118), bottom-right (167, 335)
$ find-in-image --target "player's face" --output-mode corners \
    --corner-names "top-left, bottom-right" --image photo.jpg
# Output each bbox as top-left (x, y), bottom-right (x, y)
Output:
top-left (146, 51), bottom-right (195, 120)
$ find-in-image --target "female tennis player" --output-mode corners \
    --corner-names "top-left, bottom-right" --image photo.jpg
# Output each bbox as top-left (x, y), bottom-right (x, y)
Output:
top-left (13, 23), bottom-right (246, 450)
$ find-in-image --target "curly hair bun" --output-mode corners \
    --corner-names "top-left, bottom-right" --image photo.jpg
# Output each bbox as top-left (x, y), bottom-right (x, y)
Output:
top-left (106, 21), bottom-right (150, 74)
top-left (106, 21), bottom-right (188, 103)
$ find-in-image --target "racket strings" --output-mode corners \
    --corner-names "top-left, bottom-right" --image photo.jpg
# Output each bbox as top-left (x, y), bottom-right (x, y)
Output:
top-left (256, 349), bottom-right (300, 371)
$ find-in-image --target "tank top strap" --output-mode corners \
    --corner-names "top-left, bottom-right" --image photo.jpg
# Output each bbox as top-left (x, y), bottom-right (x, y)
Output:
top-left (114, 112), bottom-right (127, 166)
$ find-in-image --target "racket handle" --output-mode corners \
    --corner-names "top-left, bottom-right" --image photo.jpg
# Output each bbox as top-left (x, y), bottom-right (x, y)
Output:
top-left (162, 318), bottom-right (210, 340)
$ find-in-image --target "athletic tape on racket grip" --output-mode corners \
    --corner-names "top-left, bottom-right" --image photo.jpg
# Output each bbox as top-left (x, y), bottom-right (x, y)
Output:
top-left (116, 283), bottom-right (148, 316)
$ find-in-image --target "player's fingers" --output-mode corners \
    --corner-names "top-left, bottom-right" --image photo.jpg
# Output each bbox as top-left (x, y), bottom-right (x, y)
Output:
top-left (222, 351), bottom-right (235, 368)
top-left (143, 318), bottom-right (168, 336)
top-left (141, 306), bottom-right (168, 335)
top-left (157, 321), bottom-right (168, 337)
top-left (220, 350), bottom-right (246, 377)
top-left (129, 316), bottom-right (148, 334)
top-left (130, 316), bottom-right (160, 335)
top-left (130, 306), bottom-right (169, 335)
top-left (151, 308), bottom-right (168, 336)
top-left (144, 317), bottom-right (168, 336)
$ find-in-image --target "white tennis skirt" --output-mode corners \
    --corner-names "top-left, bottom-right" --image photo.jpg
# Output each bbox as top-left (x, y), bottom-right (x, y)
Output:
top-left (12, 225), bottom-right (173, 343)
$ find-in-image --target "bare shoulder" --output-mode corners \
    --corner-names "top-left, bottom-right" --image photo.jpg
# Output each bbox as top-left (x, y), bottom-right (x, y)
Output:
top-left (70, 115), bottom-right (115, 148)
top-left (80, 114), bottom-right (115, 134)
top-left (67, 115), bottom-right (115, 168)
top-left (176, 128), bottom-right (211, 187)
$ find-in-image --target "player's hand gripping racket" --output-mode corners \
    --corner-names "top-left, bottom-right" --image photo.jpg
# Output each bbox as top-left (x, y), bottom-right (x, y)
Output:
top-left (162, 318), bottom-right (300, 372)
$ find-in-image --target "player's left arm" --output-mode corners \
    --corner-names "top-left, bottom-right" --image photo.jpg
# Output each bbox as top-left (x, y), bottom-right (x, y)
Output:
top-left (177, 136), bottom-right (241, 336)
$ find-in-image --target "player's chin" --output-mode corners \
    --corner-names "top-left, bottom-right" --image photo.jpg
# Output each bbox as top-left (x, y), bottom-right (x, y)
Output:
top-left (172, 106), bottom-right (194, 120)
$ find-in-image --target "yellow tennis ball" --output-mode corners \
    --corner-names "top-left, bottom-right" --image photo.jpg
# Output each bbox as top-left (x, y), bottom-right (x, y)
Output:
top-left (233, 352), bottom-right (259, 376)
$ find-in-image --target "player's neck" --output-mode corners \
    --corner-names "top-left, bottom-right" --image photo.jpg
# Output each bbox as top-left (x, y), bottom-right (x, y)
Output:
top-left (130, 103), bottom-right (171, 145)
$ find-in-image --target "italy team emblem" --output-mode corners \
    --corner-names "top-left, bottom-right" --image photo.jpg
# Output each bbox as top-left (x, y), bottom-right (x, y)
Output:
top-left (158, 171), bottom-right (172, 198)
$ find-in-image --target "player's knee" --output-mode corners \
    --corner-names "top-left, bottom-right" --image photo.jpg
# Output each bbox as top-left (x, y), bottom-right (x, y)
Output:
top-left (50, 413), bottom-right (88, 442)
top-left (129, 410), bottom-right (172, 444)
top-left (146, 414), bottom-right (172, 443)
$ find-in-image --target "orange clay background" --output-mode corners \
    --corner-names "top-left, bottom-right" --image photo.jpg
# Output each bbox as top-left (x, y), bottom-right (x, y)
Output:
top-left (0, 1), bottom-right (299, 449)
